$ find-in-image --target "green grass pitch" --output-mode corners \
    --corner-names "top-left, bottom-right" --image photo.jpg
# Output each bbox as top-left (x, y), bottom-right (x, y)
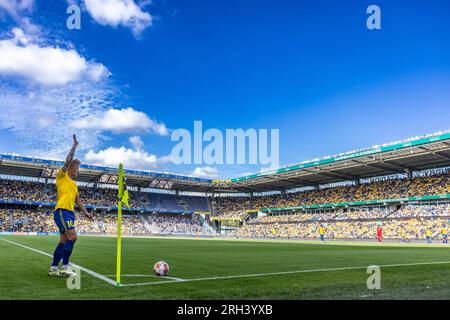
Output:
top-left (1, 235), bottom-right (449, 299)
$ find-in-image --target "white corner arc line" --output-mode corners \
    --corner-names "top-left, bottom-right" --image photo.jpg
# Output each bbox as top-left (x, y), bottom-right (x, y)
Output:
top-left (0, 237), bottom-right (116, 286)
top-left (121, 260), bottom-right (450, 287)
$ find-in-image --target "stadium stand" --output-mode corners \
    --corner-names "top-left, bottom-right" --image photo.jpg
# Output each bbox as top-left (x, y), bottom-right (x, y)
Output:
top-left (231, 204), bottom-right (450, 240)
top-left (1, 169), bottom-right (449, 240)
top-left (215, 171), bottom-right (450, 218)
top-left (137, 192), bottom-right (209, 213)
top-left (1, 130), bottom-right (449, 240)
top-left (0, 207), bottom-right (211, 236)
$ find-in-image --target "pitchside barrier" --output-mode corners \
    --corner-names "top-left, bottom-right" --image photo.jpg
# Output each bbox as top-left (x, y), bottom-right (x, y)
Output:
top-left (0, 231), bottom-right (59, 236)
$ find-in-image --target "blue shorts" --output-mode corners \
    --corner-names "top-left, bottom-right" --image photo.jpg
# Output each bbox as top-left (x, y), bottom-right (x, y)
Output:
top-left (320, 234), bottom-right (324, 241)
top-left (444, 234), bottom-right (448, 239)
top-left (54, 209), bottom-right (76, 234)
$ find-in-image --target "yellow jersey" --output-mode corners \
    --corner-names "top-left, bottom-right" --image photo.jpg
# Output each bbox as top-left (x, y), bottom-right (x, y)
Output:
top-left (426, 230), bottom-right (432, 237)
top-left (55, 169), bottom-right (78, 212)
top-left (319, 227), bottom-right (325, 235)
top-left (442, 229), bottom-right (448, 235)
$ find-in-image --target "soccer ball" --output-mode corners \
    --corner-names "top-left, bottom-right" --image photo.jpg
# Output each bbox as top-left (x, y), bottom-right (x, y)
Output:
top-left (153, 261), bottom-right (169, 276)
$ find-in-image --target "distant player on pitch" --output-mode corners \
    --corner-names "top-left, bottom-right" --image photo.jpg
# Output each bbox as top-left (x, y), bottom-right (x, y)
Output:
top-left (376, 226), bottom-right (383, 243)
top-left (400, 228), bottom-right (407, 243)
top-left (48, 135), bottom-right (93, 277)
top-left (442, 227), bottom-right (448, 244)
top-left (319, 225), bottom-right (326, 242)
top-left (425, 228), bottom-right (432, 244)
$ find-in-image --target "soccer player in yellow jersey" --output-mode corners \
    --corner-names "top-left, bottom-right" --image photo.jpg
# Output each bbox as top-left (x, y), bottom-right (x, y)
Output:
top-left (319, 225), bottom-right (325, 242)
top-left (400, 229), bottom-right (406, 243)
top-left (442, 227), bottom-right (448, 244)
top-left (425, 228), bottom-right (432, 244)
top-left (48, 135), bottom-right (93, 277)
top-left (271, 228), bottom-right (277, 238)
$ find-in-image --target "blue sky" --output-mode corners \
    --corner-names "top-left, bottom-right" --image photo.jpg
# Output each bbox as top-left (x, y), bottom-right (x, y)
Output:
top-left (0, 0), bottom-right (449, 179)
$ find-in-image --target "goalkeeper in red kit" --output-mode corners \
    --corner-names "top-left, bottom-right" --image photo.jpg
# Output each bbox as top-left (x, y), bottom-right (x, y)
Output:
top-left (376, 226), bottom-right (383, 243)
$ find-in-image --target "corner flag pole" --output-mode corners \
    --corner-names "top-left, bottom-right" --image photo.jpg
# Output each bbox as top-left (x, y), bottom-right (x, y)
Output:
top-left (116, 163), bottom-right (124, 288)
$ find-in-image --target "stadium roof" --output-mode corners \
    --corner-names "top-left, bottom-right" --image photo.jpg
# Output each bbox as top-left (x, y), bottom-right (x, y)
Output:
top-left (0, 154), bottom-right (215, 192)
top-left (1, 131), bottom-right (450, 193)
top-left (228, 131), bottom-right (450, 193)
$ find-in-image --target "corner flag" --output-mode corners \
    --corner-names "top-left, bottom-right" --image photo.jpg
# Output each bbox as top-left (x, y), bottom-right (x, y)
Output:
top-left (116, 163), bottom-right (128, 287)
top-left (118, 164), bottom-right (130, 208)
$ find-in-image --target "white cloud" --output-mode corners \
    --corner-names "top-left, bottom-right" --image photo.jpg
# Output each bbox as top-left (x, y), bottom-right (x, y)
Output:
top-left (129, 135), bottom-right (144, 149)
top-left (0, 1), bottom-right (42, 35)
top-left (71, 107), bottom-right (169, 135)
top-left (259, 165), bottom-right (279, 173)
top-left (84, 146), bottom-right (168, 169)
top-left (193, 166), bottom-right (219, 179)
top-left (158, 154), bottom-right (173, 165)
top-left (84, 0), bottom-right (152, 37)
top-left (0, 80), bottom-right (119, 158)
top-left (0, 0), bottom-right (34, 18)
top-left (0, 28), bottom-right (110, 85)
top-left (238, 171), bottom-right (257, 177)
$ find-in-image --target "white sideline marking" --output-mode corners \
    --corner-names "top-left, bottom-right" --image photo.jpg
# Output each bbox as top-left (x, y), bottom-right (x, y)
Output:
top-left (105, 274), bottom-right (186, 281)
top-left (0, 237), bottom-right (116, 286)
top-left (105, 274), bottom-right (155, 277)
top-left (121, 260), bottom-right (450, 287)
top-left (164, 276), bottom-right (186, 281)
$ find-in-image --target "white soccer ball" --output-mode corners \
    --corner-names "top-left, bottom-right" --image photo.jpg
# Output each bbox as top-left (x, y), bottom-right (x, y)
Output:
top-left (153, 261), bottom-right (170, 276)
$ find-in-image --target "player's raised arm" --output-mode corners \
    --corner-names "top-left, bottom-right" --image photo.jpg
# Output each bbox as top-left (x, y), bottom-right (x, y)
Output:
top-left (62, 134), bottom-right (79, 173)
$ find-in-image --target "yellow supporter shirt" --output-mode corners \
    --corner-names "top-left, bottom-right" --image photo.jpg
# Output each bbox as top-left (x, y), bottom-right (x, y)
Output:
top-left (55, 169), bottom-right (78, 212)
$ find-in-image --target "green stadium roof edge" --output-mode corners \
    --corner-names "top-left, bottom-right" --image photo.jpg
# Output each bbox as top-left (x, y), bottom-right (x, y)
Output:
top-left (260, 194), bottom-right (450, 213)
top-left (1, 130), bottom-right (450, 193)
top-left (228, 130), bottom-right (450, 193)
top-left (232, 132), bottom-right (450, 182)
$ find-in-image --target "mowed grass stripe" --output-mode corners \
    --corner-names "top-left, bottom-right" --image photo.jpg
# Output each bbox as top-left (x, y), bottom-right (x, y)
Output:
top-left (0, 237), bottom-right (116, 286)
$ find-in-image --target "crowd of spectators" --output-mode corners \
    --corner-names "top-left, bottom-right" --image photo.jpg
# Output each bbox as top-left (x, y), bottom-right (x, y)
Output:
top-left (1, 169), bottom-right (449, 239)
top-left (233, 218), bottom-right (448, 241)
top-left (0, 209), bottom-right (208, 235)
top-left (74, 213), bottom-right (147, 235)
top-left (216, 172), bottom-right (450, 218)
top-left (0, 181), bottom-right (54, 202)
top-left (0, 180), bottom-right (136, 207)
top-left (147, 214), bottom-right (208, 235)
top-left (0, 209), bottom-right (57, 232)
top-left (388, 205), bottom-right (450, 218)
top-left (232, 204), bottom-right (450, 240)
top-left (254, 212), bottom-right (336, 223)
